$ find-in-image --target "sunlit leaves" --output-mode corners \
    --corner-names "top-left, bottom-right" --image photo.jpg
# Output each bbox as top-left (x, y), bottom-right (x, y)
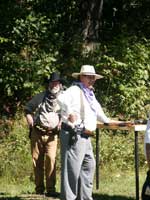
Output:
top-left (96, 36), bottom-right (150, 119)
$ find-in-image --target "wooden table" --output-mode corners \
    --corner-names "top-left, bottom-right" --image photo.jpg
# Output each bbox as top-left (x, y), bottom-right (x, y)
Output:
top-left (95, 122), bottom-right (147, 200)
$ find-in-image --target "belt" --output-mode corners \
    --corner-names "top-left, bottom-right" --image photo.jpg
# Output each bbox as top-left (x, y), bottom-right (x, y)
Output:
top-left (61, 122), bottom-right (94, 137)
top-left (61, 123), bottom-right (73, 132)
top-left (34, 125), bottom-right (58, 136)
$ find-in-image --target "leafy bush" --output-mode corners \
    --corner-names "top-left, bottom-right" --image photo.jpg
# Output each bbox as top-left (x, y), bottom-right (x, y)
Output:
top-left (93, 36), bottom-right (150, 120)
top-left (97, 130), bottom-right (146, 171)
top-left (0, 113), bottom-right (147, 185)
top-left (0, 113), bottom-right (33, 182)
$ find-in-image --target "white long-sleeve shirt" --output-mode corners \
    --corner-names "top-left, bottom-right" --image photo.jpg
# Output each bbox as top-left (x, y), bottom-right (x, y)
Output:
top-left (144, 119), bottom-right (150, 158)
top-left (57, 85), bottom-right (110, 131)
top-left (145, 120), bottom-right (150, 144)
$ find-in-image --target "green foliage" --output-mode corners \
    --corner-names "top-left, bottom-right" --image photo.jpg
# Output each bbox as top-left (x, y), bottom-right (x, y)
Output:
top-left (0, 0), bottom-right (149, 120)
top-left (91, 36), bottom-right (150, 119)
top-left (0, 1), bottom-right (149, 186)
top-left (0, 114), bottom-right (146, 185)
top-left (0, 113), bottom-right (32, 181)
top-left (96, 130), bottom-right (146, 171)
top-left (0, 37), bottom-right (9, 43)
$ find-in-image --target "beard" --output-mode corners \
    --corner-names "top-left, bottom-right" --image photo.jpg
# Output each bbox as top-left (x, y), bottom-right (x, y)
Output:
top-left (50, 86), bottom-right (60, 94)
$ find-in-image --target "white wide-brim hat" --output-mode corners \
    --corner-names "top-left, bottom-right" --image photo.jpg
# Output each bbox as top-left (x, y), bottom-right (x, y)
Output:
top-left (72, 65), bottom-right (103, 80)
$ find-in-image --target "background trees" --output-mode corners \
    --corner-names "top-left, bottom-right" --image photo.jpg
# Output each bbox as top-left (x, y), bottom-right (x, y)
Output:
top-left (0, 0), bottom-right (150, 121)
top-left (0, 0), bottom-right (149, 188)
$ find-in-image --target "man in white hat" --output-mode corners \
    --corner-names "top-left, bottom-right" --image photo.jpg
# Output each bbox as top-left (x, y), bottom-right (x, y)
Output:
top-left (57, 65), bottom-right (119, 200)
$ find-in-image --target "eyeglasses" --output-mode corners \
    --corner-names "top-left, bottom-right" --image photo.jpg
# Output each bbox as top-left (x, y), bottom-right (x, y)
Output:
top-left (82, 75), bottom-right (95, 80)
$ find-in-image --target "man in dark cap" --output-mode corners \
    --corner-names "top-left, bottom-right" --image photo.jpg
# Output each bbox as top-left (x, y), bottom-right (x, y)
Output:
top-left (25, 72), bottom-right (64, 197)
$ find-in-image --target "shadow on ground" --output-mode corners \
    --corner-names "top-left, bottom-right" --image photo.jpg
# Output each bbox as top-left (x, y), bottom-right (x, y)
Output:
top-left (0, 193), bottom-right (135, 200)
top-left (93, 193), bottom-right (135, 200)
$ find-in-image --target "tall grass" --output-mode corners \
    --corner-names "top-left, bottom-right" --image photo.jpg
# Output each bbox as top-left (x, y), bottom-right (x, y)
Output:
top-left (0, 113), bottom-right (148, 199)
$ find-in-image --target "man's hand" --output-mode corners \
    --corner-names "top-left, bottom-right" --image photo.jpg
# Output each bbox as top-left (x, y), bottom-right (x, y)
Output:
top-left (68, 114), bottom-right (78, 123)
top-left (57, 120), bottom-right (62, 130)
top-left (26, 114), bottom-right (34, 127)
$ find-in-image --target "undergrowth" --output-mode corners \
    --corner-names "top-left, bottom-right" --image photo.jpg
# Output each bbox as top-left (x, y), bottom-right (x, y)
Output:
top-left (0, 112), bottom-right (148, 198)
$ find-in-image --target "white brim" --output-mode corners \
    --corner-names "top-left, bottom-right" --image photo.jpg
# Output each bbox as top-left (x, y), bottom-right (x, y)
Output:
top-left (72, 72), bottom-right (103, 79)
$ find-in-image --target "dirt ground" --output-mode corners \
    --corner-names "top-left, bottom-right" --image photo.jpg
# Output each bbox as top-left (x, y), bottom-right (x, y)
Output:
top-left (0, 194), bottom-right (60, 200)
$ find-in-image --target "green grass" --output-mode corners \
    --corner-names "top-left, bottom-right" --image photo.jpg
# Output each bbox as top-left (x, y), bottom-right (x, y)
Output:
top-left (93, 169), bottom-right (144, 199)
top-left (0, 168), bottom-right (147, 200)
top-left (0, 176), bottom-right (34, 196)
top-left (0, 115), bottom-right (148, 200)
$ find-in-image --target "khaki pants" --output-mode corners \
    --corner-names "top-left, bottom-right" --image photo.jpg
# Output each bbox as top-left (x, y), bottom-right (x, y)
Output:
top-left (31, 127), bottom-right (58, 194)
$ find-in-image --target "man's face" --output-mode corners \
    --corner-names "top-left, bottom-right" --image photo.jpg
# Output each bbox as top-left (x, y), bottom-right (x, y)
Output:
top-left (49, 81), bottom-right (61, 93)
top-left (80, 75), bottom-right (96, 88)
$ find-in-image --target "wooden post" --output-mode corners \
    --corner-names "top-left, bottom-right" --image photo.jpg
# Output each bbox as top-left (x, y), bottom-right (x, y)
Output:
top-left (96, 128), bottom-right (100, 189)
top-left (135, 131), bottom-right (139, 200)
top-left (96, 122), bottom-right (146, 199)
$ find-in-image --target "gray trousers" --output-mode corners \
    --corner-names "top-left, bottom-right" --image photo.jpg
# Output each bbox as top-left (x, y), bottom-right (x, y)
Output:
top-left (60, 129), bottom-right (96, 200)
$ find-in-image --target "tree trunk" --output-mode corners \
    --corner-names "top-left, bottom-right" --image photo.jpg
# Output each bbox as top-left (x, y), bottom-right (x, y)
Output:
top-left (80, 0), bottom-right (103, 43)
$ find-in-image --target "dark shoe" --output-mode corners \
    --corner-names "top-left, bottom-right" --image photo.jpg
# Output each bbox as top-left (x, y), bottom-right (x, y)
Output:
top-left (141, 170), bottom-right (150, 200)
top-left (45, 192), bottom-right (60, 198)
top-left (35, 191), bottom-right (44, 195)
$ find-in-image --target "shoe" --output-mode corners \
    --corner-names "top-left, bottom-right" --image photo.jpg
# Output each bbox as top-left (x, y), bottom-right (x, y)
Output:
top-left (45, 192), bottom-right (60, 198)
top-left (35, 191), bottom-right (44, 195)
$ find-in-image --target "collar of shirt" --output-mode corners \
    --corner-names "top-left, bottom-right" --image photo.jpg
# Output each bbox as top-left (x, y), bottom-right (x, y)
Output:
top-left (74, 82), bottom-right (97, 114)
